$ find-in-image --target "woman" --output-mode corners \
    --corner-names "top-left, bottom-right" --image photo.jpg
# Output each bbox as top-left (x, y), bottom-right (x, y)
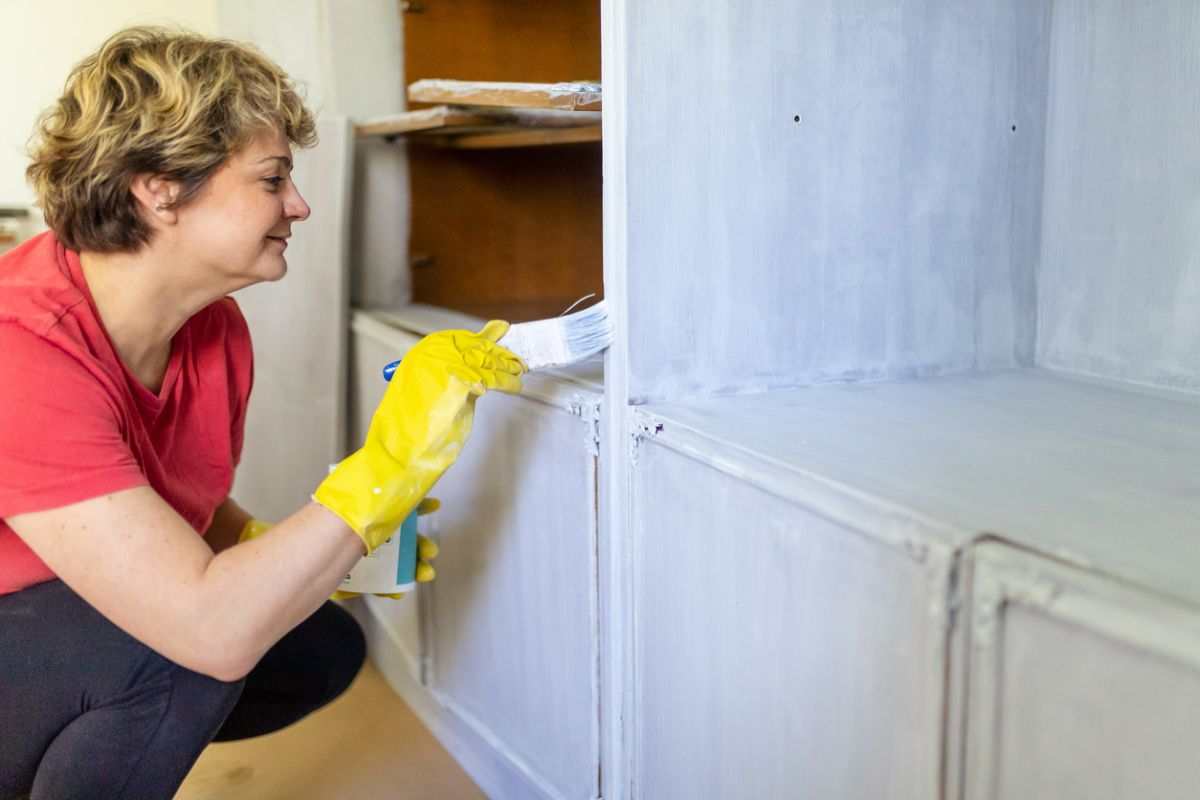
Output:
top-left (0, 26), bottom-right (525, 798)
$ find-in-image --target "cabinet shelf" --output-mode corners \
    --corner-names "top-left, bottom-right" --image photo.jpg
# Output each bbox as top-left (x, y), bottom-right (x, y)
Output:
top-left (356, 105), bottom-right (601, 148)
top-left (408, 79), bottom-right (602, 111)
top-left (639, 369), bottom-right (1200, 607)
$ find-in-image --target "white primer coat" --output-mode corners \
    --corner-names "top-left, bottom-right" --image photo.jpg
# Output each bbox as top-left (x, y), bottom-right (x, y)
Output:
top-left (350, 308), bottom-right (602, 800)
top-left (960, 544), bottom-right (1200, 800)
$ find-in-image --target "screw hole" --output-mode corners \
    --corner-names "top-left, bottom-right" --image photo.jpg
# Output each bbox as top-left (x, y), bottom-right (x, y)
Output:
top-left (794, 115), bottom-right (801, 123)
top-left (1011, 124), bottom-right (1018, 132)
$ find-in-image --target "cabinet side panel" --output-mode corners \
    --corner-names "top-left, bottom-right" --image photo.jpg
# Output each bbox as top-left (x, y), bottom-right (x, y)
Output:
top-left (623, 0), bottom-right (1050, 403)
top-left (635, 443), bottom-right (940, 799)
top-left (1037, 0), bottom-right (1200, 391)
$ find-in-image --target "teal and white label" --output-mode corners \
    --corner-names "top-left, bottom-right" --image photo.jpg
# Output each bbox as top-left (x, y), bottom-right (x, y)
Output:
top-left (340, 507), bottom-right (419, 594)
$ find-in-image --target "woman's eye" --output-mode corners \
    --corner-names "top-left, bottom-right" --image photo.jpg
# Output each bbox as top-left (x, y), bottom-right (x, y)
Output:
top-left (263, 176), bottom-right (285, 190)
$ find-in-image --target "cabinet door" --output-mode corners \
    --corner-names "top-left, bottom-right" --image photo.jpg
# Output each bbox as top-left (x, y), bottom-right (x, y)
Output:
top-left (424, 387), bottom-right (600, 800)
top-left (632, 438), bottom-right (947, 800)
top-left (350, 316), bottom-right (601, 799)
top-left (960, 544), bottom-right (1200, 800)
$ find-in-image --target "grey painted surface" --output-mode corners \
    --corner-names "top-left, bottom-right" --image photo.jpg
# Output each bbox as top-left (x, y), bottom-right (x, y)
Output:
top-left (643, 369), bottom-right (1200, 609)
top-left (351, 309), bottom-right (602, 800)
top-left (962, 545), bottom-right (1200, 800)
top-left (624, 0), bottom-right (1050, 404)
top-left (1037, 0), bottom-right (1200, 391)
top-left (427, 391), bottom-right (599, 800)
top-left (634, 441), bottom-right (942, 799)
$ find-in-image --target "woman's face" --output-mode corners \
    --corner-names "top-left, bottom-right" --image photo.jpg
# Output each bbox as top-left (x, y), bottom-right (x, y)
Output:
top-left (174, 125), bottom-right (310, 290)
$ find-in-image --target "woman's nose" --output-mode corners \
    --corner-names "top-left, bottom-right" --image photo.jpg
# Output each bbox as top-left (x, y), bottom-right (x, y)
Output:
top-left (285, 182), bottom-right (311, 222)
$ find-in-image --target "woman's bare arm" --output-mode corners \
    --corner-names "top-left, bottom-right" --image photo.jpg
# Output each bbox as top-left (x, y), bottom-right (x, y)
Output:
top-left (6, 486), bottom-right (363, 681)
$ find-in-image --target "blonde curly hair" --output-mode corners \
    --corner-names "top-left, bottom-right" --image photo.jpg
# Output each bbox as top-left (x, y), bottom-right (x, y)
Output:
top-left (26, 26), bottom-right (317, 252)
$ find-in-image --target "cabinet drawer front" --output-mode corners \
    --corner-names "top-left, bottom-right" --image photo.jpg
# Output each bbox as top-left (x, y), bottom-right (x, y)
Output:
top-left (962, 544), bottom-right (1200, 800)
top-left (633, 441), bottom-right (944, 800)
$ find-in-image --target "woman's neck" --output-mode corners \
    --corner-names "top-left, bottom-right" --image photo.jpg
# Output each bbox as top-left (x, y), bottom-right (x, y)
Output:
top-left (78, 247), bottom-right (213, 392)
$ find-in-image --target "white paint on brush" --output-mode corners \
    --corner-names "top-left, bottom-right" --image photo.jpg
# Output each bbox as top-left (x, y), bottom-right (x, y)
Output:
top-left (499, 300), bottom-right (613, 371)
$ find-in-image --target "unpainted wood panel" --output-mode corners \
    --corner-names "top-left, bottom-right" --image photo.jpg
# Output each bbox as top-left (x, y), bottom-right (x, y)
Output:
top-left (403, 0), bottom-right (600, 85)
top-left (624, 0), bottom-right (1050, 403)
top-left (989, 607), bottom-right (1200, 799)
top-left (407, 143), bottom-right (603, 322)
top-left (425, 392), bottom-right (599, 800)
top-left (635, 443), bottom-right (941, 799)
top-left (1037, 0), bottom-right (1200, 391)
top-left (400, 0), bottom-right (602, 324)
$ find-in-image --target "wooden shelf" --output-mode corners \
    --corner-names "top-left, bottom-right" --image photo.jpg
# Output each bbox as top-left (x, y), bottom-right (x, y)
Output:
top-left (356, 105), bottom-right (600, 148)
top-left (424, 126), bottom-right (601, 150)
top-left (408, 79), bottom-right (602, 111)
top-left (640, 369), bottom-right (1200, 607)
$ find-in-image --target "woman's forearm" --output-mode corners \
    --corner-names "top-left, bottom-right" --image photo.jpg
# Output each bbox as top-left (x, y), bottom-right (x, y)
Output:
top-left (193, 502), bottom-right (364, 678)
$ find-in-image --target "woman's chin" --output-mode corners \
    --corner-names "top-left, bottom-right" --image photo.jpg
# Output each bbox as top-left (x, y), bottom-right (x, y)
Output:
top-left (258, 256), bottom-right (289, 282)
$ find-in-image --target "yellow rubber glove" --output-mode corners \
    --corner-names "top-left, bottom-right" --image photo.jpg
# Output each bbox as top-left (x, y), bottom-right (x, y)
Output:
top-left (314, 320), bottom-right (525, 554)
top-left (237, 498), bottom-right (442, 600)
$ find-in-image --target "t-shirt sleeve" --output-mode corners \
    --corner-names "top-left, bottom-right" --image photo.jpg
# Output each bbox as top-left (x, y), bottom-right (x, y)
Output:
top-left (0, 322), bottom-right (147, 517)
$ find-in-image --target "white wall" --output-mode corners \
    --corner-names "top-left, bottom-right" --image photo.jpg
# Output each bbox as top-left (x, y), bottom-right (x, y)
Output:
top-left (0, 1), bottom-right (217, 209)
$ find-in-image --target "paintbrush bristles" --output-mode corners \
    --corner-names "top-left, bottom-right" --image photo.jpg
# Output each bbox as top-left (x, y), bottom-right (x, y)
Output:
top-left (499, 300), bottom-right (613, 371)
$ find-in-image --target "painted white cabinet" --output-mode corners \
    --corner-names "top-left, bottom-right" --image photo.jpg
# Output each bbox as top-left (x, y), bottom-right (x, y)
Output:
top-left (958, 544), bottom-right (1200, 800)
top-left (350, 307), bottom-right (603, 800)
top-left (631, 431), bottom-right (948, 799)
top-left (230, 1), bottom-right (1200, 797)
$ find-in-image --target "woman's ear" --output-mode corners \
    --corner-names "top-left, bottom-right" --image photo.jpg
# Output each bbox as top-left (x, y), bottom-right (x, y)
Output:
top-left (129, 174), bottom-right (180, 222)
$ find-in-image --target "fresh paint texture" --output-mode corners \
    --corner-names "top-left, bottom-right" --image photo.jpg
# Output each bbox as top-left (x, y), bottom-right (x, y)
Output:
top-left (962, 545), bottom-right (1200, 800)
top-left (623, 0), bottom-right (1051, 403)
top-left (634, 441), bottom-right (943, 798)
top-left (351, 307), bottom-right (603, 800)
top-left (1037, 0), bottom-right (1200, 391)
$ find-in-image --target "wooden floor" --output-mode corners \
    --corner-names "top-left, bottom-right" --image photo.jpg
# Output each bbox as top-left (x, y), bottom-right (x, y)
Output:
top-left (176, 661), bottom-right (485, 800)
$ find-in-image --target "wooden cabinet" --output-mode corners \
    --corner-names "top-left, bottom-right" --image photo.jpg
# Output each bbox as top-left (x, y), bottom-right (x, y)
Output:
top-left (229, 1), bottom-right (1200, 797)
top-left (356, 0), bottom-right (603, 323)
top-left (351, 306), bottom-right (603, 799)
top-left (604, 1), bottom-right (1200, 797)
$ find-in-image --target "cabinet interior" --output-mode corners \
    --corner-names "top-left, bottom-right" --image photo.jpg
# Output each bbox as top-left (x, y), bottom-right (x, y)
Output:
top-left (400, 0), bottom-right (603, 322)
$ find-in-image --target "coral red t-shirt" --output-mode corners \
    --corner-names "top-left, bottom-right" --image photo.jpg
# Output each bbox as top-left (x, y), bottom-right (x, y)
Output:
top-left (0, 231), bottom-right (254, 594)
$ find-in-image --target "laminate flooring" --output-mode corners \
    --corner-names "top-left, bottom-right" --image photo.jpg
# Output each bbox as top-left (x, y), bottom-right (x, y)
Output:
top-left (176, 660), bottom-right (485, 800)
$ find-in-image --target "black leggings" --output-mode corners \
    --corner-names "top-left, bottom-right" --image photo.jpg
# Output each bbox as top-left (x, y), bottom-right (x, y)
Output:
top-left (0, 579), bottom-right (366, 800)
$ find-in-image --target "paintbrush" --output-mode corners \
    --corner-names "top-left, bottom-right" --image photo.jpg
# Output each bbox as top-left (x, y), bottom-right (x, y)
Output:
top-left (382, 299), bottom-right (613, 380)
